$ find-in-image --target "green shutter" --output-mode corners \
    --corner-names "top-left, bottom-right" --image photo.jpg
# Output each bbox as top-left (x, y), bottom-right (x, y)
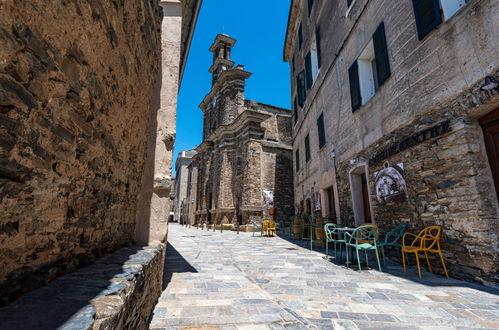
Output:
top-left (317, 113), bottom-right (326, 149)
top-left (373, 22), bottom-right (391, 87)
top-left (305, 51), bottom-right (313, 89)
top-left (295, 149), bottom-right (300, 172)
top-left (316, 27), bottom-right (322, 68)
top-left (297, 71), bottom-right (306, 107)
top-left (349, 61), bottom-right (362, 112)
top-left (305, 134), bottom-right (311, 162)
top-left (412, 0), bottom-right (442, 40)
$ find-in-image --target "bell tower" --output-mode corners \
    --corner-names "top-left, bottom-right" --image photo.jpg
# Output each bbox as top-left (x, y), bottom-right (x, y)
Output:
top-left (200, 34), bottom-right (252, 140)
top-left (208, 34), bottom-right (236, 85)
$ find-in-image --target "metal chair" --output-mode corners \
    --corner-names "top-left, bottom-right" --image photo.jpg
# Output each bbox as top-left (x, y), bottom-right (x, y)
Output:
top-left (344, 225), bottom-right (382, 272)
top-left (377, 224), bottom-right (407, 264)
top-left (324, 223), bottom-right (346, 260)
top-left (251, 220), bottom-right (262, 237)
top-left (402, 225), bottom-right (448, 279)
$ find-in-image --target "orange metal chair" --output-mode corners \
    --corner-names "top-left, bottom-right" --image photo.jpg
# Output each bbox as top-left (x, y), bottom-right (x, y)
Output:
top-left (402, 225), bottom-right (449, 279)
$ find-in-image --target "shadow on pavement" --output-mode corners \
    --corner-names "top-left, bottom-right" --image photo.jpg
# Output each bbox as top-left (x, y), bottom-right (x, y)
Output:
top-left (162, 243), bottom-right (198, 290)
top-left (276, 231), bottom-right (499, 296)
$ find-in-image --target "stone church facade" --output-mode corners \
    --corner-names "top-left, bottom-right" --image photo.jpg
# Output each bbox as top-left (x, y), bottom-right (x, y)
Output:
top-left (193, 34), bottom-right (294, 229)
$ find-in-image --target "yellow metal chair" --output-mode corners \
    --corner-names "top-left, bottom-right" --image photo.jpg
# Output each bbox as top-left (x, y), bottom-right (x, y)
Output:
top-left (402, 225), bottom-right (449, 279)
top-left (263, 220), bottom-right (277, 237)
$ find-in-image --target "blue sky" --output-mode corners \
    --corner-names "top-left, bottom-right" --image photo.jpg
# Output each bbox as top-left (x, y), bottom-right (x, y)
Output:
top-left (173, 0), bottom-right (291, 173)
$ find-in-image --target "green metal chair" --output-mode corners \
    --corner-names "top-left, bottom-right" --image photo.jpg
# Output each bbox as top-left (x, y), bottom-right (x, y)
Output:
top-left (344, 225), bottom-right (382, 272)
top-left (377, 224), bottom-right (407, 264)
top-left (324, 223), bottom-right (346, 260)
top-left (252, 220), bottom-right (262, 237)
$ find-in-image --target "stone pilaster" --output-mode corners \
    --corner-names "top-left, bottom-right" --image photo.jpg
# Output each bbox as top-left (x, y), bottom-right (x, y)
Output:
top-left (135, 0), bottom-right (183, 245)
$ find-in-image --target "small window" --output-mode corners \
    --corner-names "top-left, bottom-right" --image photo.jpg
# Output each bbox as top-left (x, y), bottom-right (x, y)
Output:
top-left (316, 27), bottom-right (322, 68)
top-left (413, 0), bottom-right (469, 40)
top-left (305, 134), bottom-right (311, 162)
top-left (297, 70), bottom-right (306, 107)
top-left (295, 149), bottom-right (300, 172)
top-left (349, 22), bottom-right (391, 111)
top-left (347, 0), bottom-right (354, 6)
top-left (298, 25), bottom-right (303, 49)
top-left (305, 50), bottom-right (320, 90)
top-left (293, 97), bottom-right (298, 125)
top-left (317, 113), bottom-right (326, 149)
top-left (308, 0), bottom-right (314, 16)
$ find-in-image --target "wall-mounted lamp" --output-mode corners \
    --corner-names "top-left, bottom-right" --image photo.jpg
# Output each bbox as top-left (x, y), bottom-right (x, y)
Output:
top-left (481, 76), bottom-right (498, 91)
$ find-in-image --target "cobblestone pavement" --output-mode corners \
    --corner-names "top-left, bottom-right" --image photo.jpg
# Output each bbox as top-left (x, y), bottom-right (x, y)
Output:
top-left (149, 224), bottom-right (499, 330)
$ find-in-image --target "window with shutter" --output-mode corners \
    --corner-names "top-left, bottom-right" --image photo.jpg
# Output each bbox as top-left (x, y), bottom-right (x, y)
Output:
top-left (316, 27), bottom-right (322, 68)
top-left (349, 61), bottom-right (362, 112)
top-left (293, 97), bottom-right (298, 124)
top-left (412, 0), bottom-right (442, 40)
top-left (347, 0), bottom-right (354, 6)
top-left (298, 25), bottom-right (303, 49)
top-left (305, 51), bottom-right (313, 89)
top-left (308, 0), bottom-right (314, 15)
top-left (297, 71), bottom-right (306, 107)
top-left (372, 22), bottom-right (391, 87)
top-left (295, 149), bottom-right (300, 172)
top-left (317, 113), bottom-right (326, 149)
top-left (305, 134), bottom-right (311, 162)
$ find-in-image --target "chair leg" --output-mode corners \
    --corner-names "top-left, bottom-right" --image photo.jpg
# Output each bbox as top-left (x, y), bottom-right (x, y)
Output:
top-left (334, 242), bottom-right (337, 259)
top-left (375, 246), bottom-right (382, 272)
top-left (346, 245), bottom-right (349, 268)
top-left (439, 251), bottom-right (449, 278)
top-left (364, 250), bottom-right (369, 268)
top-left (356, 248), bottom-right (362, 271)
top-left (424, 251), bottom-right (433, 273)
top-left (402, 250), bottom-right (407, 273)
top-left (326, 241), bottom-right (329, 258)
top-left (415, 252), bottom-right (422, 279)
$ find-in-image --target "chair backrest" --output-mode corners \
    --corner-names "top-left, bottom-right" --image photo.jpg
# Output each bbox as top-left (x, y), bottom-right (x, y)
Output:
top-left (252, 220), bottom-right (261, 228)
top-left (351, 225), bottom-right (378, 245)
top-left (324, 223), bottom-right (339, 240)
top-left (385, 224), bottom-right (407, 243)
top-left (359, 223), bottom-right (379, 241)
top-left (413, 225), bottom-right (441, 250)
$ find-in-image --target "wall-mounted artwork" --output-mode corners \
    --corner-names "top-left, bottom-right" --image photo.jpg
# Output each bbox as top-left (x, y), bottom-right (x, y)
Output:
top-left (262, 190), bottom-right (274, 208)
top-left (374, 163), bottom-right (408, 204)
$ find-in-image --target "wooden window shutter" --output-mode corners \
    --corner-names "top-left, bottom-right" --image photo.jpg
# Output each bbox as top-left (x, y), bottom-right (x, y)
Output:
top-left (305, 51), bottom-right (313, 89)
top-left (317, 113), bottom-right (326, 149)
top-left (308, 0), bottom-right (314, 15)
top-left (348, 61), bottom-right (362, 112)
top-left (412, 0), bottom-right (442, 40)
top-left (305, 134), bottom-right (311, 162)
top-left (373, 22), bottom-right (391, 87)
top-left (297, 71), bottom-right (306, 107)
top-left (293, 97), bottom-right (298, 124)
top-left (316, 27), bottom-right (322, 68)
top-left (295, 149), bottom-right (300, 172)
top-left (298, 25), bottom-right (303, 49)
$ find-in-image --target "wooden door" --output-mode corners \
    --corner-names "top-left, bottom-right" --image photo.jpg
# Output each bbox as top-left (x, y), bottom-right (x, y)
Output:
top-left (480, 108), bottom-right (499, 201)
top-left (361, 173), bottom-right (372, 223)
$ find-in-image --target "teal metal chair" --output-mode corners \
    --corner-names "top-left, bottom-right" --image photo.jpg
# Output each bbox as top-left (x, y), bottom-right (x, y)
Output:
top-left (344, 225), bottom-right (382, 272)
top-left (252, 220), bottom-right (262, 237)
top-left (324, 223), bottom-right (346, 260)
top-left (377, 224), bottom-right (407, 264)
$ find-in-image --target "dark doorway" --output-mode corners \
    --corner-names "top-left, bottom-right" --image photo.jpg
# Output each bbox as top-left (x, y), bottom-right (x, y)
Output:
top-left (361, 173), bottom-right (372, 223)
top-left (207, 193), bottom-right (213, 224)
top-left (326, 187), bottom-right (336, 218)
top-left (480, 108), bottom-right (499, 201)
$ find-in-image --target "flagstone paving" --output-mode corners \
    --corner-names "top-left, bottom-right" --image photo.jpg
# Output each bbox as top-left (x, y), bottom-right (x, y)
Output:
top-left (149, 224), bottom-right (499, 329)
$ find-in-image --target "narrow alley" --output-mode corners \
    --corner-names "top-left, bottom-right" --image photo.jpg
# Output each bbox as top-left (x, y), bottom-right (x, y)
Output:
top-left (149, 224), bottom-right (499, 329)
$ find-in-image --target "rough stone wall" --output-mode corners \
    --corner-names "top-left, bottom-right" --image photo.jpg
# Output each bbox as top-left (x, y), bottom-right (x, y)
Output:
top-left (0, 0), bottom-right (161, 303)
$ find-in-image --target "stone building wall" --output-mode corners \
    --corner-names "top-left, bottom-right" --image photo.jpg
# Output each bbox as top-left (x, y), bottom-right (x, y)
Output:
top-left (285, 0), bottom-right (498, 284)
top-left (0, 0), bottom-right (163, 303)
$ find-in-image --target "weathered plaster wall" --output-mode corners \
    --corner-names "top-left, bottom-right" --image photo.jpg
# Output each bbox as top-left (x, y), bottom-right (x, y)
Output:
top-left (0, 0), bottom-right (162, 303)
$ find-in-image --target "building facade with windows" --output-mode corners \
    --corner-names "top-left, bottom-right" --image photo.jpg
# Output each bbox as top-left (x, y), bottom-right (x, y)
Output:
top-left (194, 34), bottom-right (294, 229)
top-left (284, 0), bottom-right (498, 284)
top-left (173, 150), bottom-right (197, 223)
